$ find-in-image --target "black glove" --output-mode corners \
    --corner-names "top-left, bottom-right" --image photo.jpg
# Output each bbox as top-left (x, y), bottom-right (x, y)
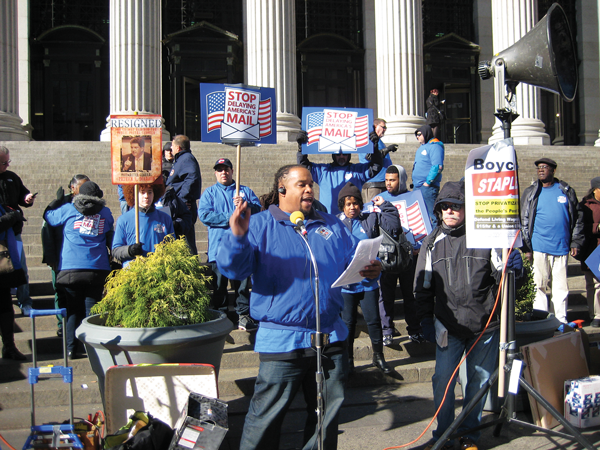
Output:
top-left (163, 185), bottom-right (176, 203)
top-left (0, 210), bottom-right (22, 228)
top-left (128, 242), bottom-right (144, 257)
top-left (420, 317), bottom-right (436, 343)
top-left (56, 186), bottom-right (65, 201)
top-left (296, 130), bottom-right (308, 151)
top-left (369, 131), bottom-right (380, 145)
top-left (506, 249), bottom-right (523, 278)
top-left (385, 144), bottom-right (398, 153)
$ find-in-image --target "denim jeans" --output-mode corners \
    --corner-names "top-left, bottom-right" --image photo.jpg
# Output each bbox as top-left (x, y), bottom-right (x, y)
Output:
top-left (15, 234), bottom-right (32, 309)
top-left (239, 351), bottom-right (347, 450)
top-left (342, 289), bottom-right (383, 355)
top-left (415, 185), bottom-right (439, 227)
top-left (209, 262), bottom-right (251, 316)
top-left (379, 255), bottom-right (420, 336)
top-left (64, 285), bottom-right (103, 353)
top-left (432, 329), bottom-right (499, 444)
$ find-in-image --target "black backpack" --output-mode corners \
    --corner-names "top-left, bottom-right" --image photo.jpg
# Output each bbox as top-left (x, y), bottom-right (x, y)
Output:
top-left (377, 226), bottom-right (413, 274)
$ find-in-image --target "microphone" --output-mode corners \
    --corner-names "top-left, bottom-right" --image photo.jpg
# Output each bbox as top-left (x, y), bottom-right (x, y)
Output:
top-left (290, 211), bottom-right (307, 236)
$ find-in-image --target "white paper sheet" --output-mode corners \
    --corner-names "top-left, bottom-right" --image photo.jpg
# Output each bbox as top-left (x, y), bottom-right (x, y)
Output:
top-left (332, 235), bottom-right (383, 288)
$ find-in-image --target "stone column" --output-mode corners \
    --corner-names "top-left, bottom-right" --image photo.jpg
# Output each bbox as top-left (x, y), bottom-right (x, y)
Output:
top-left (373, 0), bottom-right (425, 144)
top-left (489, 0), bottom-right (549, 145)
top-left (245, 0), bottom-right (300, 142)
top-left (100, 0), bottom-right (166, 141)
top-left (0, 1), bottom-right (30, 141)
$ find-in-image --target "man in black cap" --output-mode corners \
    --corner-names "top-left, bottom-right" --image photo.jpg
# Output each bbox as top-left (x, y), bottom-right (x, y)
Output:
top-left (521, 157), bottom-right (584, 327)
top-left (198, 158), bottom-right (262, 331)
top-left (415, 180), bottom-right (522, 450)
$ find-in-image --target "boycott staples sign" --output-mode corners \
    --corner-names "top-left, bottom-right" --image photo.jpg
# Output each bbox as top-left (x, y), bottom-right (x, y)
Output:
top-left (464, 138), bottom-right (523, 249)
top-left (301, 107), bottom-right (373, 154)
top-left (200, 83), bottom-right (276, 144)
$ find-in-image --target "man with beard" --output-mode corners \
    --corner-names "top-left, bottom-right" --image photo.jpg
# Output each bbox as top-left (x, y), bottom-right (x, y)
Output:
top-left (217, 165), bottom-right (382, 450)
top-left (296, 130), bottom-right (388, 214)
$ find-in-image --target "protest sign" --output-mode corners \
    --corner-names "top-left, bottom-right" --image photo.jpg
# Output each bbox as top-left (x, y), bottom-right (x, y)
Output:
top-left (464, 138), bottom-right (522, 249)
top-left (301, 107), bottom-right (373, 154)
top-left (110, 115), bottom-right (162, 185)
top-left (364, 190), bottom-right (432, 250)
top-left (200, 83), bottom-right (276, 145)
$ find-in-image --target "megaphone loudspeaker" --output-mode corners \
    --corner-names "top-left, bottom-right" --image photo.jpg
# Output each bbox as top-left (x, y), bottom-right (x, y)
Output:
top-left (478, 3), bottom-right (578, 102)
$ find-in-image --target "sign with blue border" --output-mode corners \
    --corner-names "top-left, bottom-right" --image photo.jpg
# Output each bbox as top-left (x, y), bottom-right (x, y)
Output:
top-left (301, 107), bottom-right (374, 154)
top-left (200, 83), bottom-right (277, 145)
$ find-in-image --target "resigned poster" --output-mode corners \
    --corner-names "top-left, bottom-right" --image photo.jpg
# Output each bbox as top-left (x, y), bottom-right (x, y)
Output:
top-left (110, 115), bottom-right (163, 185)
top-left (464, 138), bottom-right (523, 249)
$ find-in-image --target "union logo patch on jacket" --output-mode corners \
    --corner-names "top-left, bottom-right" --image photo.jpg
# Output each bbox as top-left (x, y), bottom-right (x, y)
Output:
top-left (74, 214), bottom-right (106, 236)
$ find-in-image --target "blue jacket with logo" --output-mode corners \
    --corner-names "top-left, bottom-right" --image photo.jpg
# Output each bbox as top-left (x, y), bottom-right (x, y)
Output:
top-left (216, 205), bottom-right (359, 353)
top-left (337, 200), bottom-right (399, 293)
top-left (198, 182), bottom-right (261, 262)
top-left (44, 198), bottom-right (114, 271)
top-left (412, 139), bottom-right (445, 188)
top-left (112, 207), bottom-right (174, 265)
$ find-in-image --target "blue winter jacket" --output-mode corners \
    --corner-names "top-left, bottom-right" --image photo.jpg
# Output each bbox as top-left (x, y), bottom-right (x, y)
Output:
top-left (412, 139), bottom-right (445, 188)
top-left (166, 149), bottom-right (201, 204)
top-left (216, 205), bottom-right (359, 353)
top-left (198, 182), bottom-right (261, 262)
top-left (44, 199), bottom-right (114, 271)
top-left (112, 207), bottom-right (175, 265)
top-left (338, 201), bottom-right (400, 293)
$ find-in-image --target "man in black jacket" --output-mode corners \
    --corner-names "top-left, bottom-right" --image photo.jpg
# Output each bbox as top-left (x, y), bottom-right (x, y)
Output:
top-left (166, 135), bottom-right (201, 254)
top-left (0, 146), bottom-right (35, 316)
top-left (520, 157), bottom-right (583, 326)
top-left (415, 181), bottom-right (522, 450)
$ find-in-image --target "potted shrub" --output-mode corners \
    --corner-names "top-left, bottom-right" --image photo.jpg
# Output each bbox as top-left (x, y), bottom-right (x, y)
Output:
top-left (76, 236), bottom-right (233, 400)
top-left (514, 256), bottom-right (561, 348)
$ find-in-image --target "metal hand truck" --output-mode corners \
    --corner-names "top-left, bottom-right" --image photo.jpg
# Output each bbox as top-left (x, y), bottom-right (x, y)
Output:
top-left (23, 308), bottom-right (83, 450)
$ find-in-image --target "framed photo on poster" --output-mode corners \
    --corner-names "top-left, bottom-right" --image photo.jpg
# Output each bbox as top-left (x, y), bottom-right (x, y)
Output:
top-left (110, 115), bottom-right (163, 185)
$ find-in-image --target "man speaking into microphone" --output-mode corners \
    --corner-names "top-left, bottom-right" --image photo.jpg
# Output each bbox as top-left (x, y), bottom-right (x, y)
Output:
top-left (217, 164), bottom-right (382, 450)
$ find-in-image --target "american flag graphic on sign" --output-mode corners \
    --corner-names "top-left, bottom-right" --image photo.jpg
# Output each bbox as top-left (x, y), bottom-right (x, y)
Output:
top-left (306, 112), bottom-right (369, 148)
top-left (354, 115), bottom-right (369, 147)
top-left (207, 92), bottom-right (225, 132)
top-left (306, 112), bottom-right (324, 145)
top-left (406, 201), bottom-right (427, 242)
top-left (258, 98), bottom-right (272, 137)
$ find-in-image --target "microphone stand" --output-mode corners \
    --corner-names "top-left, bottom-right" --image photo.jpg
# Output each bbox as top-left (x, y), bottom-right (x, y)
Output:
top-left (295, 225), bottom-right (325, 450)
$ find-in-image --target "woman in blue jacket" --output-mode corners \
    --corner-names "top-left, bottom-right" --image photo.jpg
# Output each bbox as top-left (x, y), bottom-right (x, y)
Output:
top-left (44, 181), bottom-right (114, 359)
top-left (337, 182), bottom-right (400, 374)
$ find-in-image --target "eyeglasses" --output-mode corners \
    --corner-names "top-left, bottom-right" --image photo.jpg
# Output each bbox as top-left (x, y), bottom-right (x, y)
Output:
top-left (380, 125), bottom-right (387, 130)
top-left (537, 165), bottom-right (552, 170)
top-left (416, 132), bottom-right (422, 138)
top-left (439, 202), bottom-right (463, 212)
top-left (0, 159), bottom-right (10, 166)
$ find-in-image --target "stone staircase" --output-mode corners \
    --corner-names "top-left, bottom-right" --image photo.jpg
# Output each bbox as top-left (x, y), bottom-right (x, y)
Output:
top-left (0, 286), bottom-right (437, 432)
top-left (2, 141), bottom-right (600, 441)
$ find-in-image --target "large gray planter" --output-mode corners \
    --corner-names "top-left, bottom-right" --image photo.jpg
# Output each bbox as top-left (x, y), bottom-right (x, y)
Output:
top-left (76, 310), bottom-right (233, 401)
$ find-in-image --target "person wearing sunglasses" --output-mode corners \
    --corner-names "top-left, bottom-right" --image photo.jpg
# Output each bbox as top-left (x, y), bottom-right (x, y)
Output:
top-left (414, 180), bottom-right (523, 450)
top-left (359, 118), bottom-right (398, 203)
top-left (412, 124), bottom-right (444, 227)
top-left (520, 157), bottom-right (584, 329)
top-left (0, 146), bottom-right (35, 318)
